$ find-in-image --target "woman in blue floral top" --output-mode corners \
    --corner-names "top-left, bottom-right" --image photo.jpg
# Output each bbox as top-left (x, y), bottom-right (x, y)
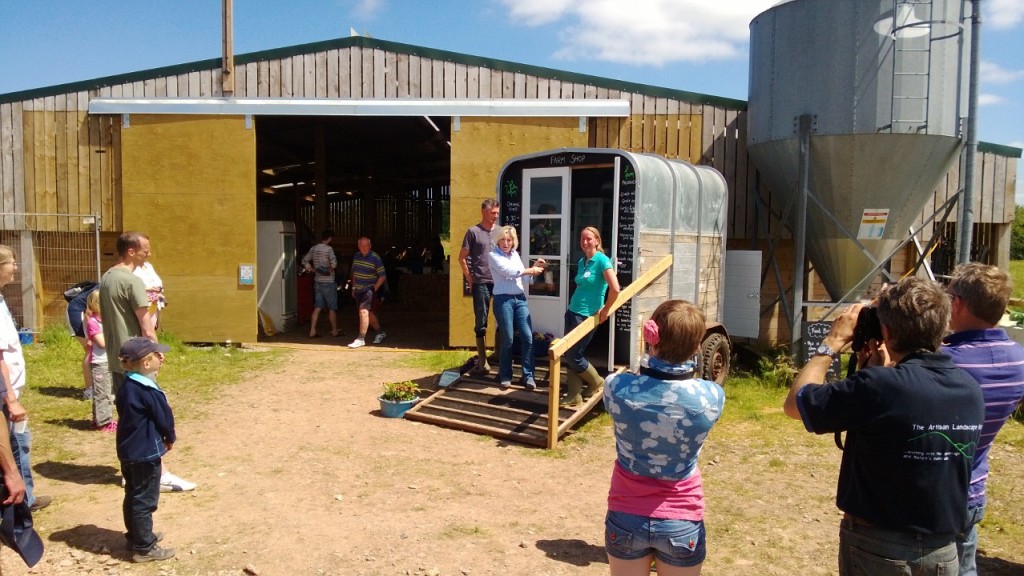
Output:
top-left (603, 300), bottom-right (725, 575)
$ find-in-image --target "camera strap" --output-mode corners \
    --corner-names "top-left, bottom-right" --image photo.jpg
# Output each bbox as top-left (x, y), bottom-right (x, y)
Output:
top-left (834, 431), bottom-right (844, 451)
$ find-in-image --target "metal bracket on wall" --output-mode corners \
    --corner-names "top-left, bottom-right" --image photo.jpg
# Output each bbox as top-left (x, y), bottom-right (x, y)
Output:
top-left (121, 114), bottom-right (130, 128)
top-left (453, 116), bottom-right (460, 132)
top-left (579, 117), bottom-right (587, 132)
top-left (245, 114), bottom-right (253, 129)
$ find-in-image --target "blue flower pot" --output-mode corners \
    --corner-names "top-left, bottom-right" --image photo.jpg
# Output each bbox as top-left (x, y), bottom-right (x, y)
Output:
top-left (378, 397), bottom-right (418, 418)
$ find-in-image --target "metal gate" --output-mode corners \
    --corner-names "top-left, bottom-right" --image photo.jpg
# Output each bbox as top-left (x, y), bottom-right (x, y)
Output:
top-left (0, 213), bottom-right (102, 335)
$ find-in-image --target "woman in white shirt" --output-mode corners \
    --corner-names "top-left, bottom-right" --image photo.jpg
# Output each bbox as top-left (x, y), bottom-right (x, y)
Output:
top-left (487, 226), bottom-right (546, 391)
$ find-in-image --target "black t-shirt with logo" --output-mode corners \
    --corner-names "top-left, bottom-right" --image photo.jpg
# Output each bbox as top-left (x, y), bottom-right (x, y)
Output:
top-left (797, 352), bottom-right (984, 536)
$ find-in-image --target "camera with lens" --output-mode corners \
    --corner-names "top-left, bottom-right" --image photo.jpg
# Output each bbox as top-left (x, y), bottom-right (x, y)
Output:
top-left (851, 306), bottom-right (883, 352)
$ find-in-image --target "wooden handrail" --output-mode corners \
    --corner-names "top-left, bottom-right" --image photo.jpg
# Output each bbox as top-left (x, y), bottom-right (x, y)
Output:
top-left (545, 254), bottom-right (673, 448)
top-left (548, 254), bottom-right (674, 358)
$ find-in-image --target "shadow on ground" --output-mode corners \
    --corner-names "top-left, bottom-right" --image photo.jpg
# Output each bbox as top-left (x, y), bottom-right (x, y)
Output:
top-left (49, 524), bottom-right (130, 560)
top-left (34, 461), bottom-right (120, 486)
top-left (978, 552), bottom-right (1024, 575)
top-left (535, 539), bottom-right (607, 567)
top-left (45, 417), bottom-right (96, 431)
top-left (36, 386), bottom-right (86, 399)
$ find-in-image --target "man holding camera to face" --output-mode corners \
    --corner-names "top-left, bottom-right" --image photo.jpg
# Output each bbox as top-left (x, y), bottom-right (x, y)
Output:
top-left (784, 276), bottom-right (984, 576)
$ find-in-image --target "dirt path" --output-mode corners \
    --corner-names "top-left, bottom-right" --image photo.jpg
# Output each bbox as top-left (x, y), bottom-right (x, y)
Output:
top-left (6, 345), bottom-right (1023, 575)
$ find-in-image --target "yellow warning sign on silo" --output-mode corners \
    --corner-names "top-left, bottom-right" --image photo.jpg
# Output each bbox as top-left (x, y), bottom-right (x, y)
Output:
top-left (858, 208), bottom-right (889, 240)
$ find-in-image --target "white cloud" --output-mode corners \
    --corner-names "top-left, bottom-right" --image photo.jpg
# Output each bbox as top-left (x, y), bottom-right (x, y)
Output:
top-left (501, 0), bottom-right (575, 26)
top-left (978, 93), bottom-right (1005, 106)
top-left (986, 0), bottom-right (1024, 30)
top-left (501, 0), bottom-right (777, 65)
top-left (981, 61), bottom-right (1024, 85)
top-left (353, 0), bottom-right (384, 20)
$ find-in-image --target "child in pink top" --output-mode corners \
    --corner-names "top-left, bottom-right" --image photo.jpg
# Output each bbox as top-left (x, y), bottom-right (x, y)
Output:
top-left (86, 290), bottom-right (115, 432)
top-left (602, 300), bottom-right (725, 575)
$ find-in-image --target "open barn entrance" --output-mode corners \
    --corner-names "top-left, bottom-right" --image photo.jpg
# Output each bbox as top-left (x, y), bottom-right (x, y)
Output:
top-left (254, 115), bottom-right (452, 337)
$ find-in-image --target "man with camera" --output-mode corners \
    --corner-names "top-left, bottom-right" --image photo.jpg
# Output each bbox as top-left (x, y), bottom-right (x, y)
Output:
top-left (783, 276), bottom-right (984, 575)
top-left (942, 263), bottom-right (1024, 576)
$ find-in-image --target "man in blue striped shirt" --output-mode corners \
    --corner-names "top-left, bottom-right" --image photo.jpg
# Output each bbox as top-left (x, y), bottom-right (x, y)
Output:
top-left (346, 237), bottom-right (387, 349)
top-left (942, 263), bottom-right (1024, 576)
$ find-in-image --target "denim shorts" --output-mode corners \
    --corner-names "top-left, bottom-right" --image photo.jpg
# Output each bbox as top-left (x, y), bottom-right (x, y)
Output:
top-left (605, 510), bottom-right (706, 567)
top-left (313, 281), bottom-right (338, 310)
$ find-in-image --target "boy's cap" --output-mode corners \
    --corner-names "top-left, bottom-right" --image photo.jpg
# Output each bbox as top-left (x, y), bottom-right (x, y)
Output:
top-left (119, 337), bottom-right (170, 361)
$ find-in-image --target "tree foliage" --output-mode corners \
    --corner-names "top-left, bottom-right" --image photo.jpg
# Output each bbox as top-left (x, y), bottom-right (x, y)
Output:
top-left (1013, 206), bottom-right (1024, 260)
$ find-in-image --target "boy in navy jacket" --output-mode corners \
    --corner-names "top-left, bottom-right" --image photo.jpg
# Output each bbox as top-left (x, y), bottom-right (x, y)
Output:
top-left (115, 337), bottom-right (175, 563)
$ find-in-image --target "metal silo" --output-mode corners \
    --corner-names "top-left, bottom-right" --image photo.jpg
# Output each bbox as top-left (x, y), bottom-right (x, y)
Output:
top-left (747, 0), bottom-right (970, 302)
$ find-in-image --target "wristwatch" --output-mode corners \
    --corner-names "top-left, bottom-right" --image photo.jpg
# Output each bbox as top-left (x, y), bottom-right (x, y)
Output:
top-left (815, 343), bottom-right (837, 358)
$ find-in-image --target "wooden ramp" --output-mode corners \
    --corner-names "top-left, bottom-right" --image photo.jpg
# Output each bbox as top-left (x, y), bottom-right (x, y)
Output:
top-left (404, 363), bottom-right (606, 447)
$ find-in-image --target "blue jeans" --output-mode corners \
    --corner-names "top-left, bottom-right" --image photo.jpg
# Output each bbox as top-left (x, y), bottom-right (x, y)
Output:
top-left (604, 510), bottom-right (706, 568)
top-left (122, 458), bottom-right (162, 552)
top-left (494, 294), bottom-right (534, 382)
top-left (956, 503), bottom-right (985, 576)
top-left (564, 310), bottom-right (594, 373)
top-left (471, 282), bottom-right (494, 338)
top-left (9, 422), bottom-right (35, 506)
top-left (838, 515), bottom-right (958, 576)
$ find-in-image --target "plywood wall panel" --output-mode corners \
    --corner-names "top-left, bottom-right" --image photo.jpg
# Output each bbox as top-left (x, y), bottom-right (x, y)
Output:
top-left (120, 115), bottom-right (255, 343)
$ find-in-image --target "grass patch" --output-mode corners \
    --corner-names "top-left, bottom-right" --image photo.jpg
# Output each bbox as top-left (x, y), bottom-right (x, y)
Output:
top-left (1010, 260), bottom-right (1024, 299)
top-left (440, 523), bottom-right (488, 538)
top-left (22, 325), bottom-right (285, 457)
top-left (399, 349), bottom-right (475, 373)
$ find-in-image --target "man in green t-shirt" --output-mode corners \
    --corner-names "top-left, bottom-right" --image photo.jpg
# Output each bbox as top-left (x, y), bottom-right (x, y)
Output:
top-left (99, 231), bottom-right (156, 394)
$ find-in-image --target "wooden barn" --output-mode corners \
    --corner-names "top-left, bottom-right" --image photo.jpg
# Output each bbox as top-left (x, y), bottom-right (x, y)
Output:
top-left (0, 36), bottom-right (1019, 346)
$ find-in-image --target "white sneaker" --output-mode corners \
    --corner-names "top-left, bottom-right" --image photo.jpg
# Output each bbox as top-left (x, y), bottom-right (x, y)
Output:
top-left (160, 472), bottom-right (197, 493)
top-left (347, 338), bottom-right (365, 349)
top-left (372, 332), bottom-right (387, 344)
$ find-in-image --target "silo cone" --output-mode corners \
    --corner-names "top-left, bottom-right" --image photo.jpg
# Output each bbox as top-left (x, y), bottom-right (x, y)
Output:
top-left (748, 0), bottom-right (970, 301)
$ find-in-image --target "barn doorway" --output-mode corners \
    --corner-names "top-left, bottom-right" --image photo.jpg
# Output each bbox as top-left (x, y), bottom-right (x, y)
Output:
top-left (255, 115), bottom-right (452, 338)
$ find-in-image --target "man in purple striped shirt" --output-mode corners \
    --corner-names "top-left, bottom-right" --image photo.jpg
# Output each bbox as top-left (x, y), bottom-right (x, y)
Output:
top-left (942, 263), bottom-right (1024, 576)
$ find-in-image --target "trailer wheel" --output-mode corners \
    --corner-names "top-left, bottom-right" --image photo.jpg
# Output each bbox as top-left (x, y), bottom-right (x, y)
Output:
top-left (700, 333), bottom-right (730, 385)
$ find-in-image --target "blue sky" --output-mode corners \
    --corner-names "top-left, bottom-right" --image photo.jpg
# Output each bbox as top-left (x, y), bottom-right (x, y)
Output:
top-left (2, 0), bottom-right (1021, 200)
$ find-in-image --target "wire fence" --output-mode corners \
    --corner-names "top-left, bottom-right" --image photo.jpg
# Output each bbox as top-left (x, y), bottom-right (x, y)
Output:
top-left (0, 213), bottom-right (102, 335)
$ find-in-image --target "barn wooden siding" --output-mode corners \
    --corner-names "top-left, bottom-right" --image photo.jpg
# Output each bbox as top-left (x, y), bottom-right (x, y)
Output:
top-left (1, 36), bottom-right (1019, 343)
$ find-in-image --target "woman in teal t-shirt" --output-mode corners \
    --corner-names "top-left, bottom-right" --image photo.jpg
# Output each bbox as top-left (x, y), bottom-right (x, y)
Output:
top-left (562, 227), bottom-right (620, 405)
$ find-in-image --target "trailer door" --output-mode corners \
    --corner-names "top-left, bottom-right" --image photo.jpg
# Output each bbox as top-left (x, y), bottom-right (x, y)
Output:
top-left (521, 166), bottom-right (571, 337)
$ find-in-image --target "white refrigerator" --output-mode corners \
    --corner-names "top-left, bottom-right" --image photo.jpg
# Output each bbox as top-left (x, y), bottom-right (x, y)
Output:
top-left (256, 221), bottom-right (298, 333)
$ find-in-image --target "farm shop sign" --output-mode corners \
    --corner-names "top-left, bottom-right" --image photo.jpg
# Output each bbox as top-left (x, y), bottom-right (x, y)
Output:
top-left (548, 153), bottom-right (589, 166)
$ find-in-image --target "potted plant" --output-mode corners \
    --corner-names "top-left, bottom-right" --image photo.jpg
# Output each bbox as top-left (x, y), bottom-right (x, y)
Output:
top-left (378, 380), bottom-right (421, 418)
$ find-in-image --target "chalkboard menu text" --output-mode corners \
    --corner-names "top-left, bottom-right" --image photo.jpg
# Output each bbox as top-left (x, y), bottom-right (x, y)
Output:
top-left (801, 321), bottom-right (843, 382)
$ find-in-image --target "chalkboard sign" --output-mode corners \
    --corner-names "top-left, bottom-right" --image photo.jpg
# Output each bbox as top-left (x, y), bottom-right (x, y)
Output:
top-left (615, 161), bottom-right (637, 276)
top-left (801, 321), bottom-right (843, 382)
top-left (500, 175), bottom-right (522, 231)
top-left (614, 159), bottom-right (637, 364)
